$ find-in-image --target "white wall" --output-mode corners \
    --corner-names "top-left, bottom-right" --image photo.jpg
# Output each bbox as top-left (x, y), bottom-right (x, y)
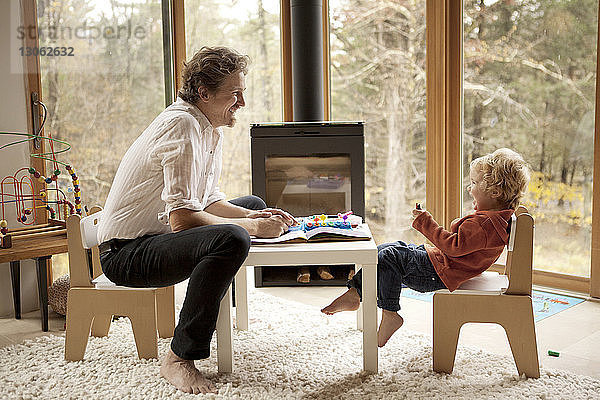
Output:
top-left (0, 0), bottom-right (40, 317)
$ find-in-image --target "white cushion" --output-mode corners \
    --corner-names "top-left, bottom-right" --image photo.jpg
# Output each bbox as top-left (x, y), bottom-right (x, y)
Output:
top-left (92, 274), bottom-right (155, 291)
top-left (437, 271), bottom-right (509, 295)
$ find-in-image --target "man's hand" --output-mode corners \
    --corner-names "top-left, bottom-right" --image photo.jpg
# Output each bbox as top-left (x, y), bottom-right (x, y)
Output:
top-left (248, 207), bottom-right (298, 226)
top-left (246, 210), bottom-right (273, 219)
top-left (254, 215), bottom-right (289, 238)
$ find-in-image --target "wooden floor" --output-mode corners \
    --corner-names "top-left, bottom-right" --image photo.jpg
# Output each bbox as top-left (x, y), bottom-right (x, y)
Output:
top-left (1, 273), bottom-right (599, 380)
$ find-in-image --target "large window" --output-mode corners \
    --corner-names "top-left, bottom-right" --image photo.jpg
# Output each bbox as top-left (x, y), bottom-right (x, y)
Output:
top-left (184, 0), bottom-right (282, 199)
top-left (329, 0), bottom-right (427, 244)
top-left (37, 0), bottom-right (166, 278)
top-left (463, 0), bottom-right (598, 277)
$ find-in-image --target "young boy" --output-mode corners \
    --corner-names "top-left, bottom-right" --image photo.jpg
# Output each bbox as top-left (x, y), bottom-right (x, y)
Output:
top-left (321, 148), bottom-right (531, 347)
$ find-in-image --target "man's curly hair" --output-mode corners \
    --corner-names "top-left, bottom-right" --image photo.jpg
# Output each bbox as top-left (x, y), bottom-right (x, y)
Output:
top-left (178, 46), bottom-right (250, 104)
top-left (470, 148), bottom-right (531, 210)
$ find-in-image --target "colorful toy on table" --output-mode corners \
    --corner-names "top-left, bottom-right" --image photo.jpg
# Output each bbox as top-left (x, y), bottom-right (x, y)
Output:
top-left (288, 212), bottom-right (357, 232)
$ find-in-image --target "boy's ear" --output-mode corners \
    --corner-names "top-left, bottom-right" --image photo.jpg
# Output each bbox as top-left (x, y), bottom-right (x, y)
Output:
top-left (489, 188), bottom-right (501, 198)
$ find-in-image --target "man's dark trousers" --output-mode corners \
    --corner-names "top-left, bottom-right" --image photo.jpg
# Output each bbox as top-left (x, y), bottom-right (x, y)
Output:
top-left (100, 195), bottom-right (266, 359)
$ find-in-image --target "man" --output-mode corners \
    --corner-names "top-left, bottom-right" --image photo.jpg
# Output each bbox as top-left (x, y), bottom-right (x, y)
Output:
top-left (97, 46), bottom-right (294, 394)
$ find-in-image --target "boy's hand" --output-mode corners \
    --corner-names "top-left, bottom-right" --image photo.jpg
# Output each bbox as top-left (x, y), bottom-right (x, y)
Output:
top-left (412, 203), bottom-right (424, 219)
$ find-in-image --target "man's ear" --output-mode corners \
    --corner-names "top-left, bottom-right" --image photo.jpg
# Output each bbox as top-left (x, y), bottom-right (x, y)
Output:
top-left (197, 86), bottom-right (211, 103)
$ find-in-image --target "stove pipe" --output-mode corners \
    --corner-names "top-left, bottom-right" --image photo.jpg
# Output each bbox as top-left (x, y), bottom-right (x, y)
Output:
top-left (291, 0), bottom-right (324, 122)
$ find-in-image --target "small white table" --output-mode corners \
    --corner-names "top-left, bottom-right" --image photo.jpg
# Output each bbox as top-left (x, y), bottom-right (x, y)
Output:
top-left (215, 228), bottom-right (379, 373)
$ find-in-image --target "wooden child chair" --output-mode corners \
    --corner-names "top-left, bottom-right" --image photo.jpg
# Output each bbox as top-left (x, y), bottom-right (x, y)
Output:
top-left (64, 207), bottom-right (175, 360)
top-left (432, 206), bottom-right (540, 378)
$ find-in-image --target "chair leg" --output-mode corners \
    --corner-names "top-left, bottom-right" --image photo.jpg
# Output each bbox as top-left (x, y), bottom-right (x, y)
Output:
top-left (91, 314), bottom-right (112, 337)
top-left (65, 292), bottom-right (94, 361)
top-left (156, 286), bottom-right (175, 338)
top-left (433, 295), bottom-right (462, 374)
top-left (503, 299), bottom-right (540, 378)
top-left (130, 310), bottom-right (158, 359)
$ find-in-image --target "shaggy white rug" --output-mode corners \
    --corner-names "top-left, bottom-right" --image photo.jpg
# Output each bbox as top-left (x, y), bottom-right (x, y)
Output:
top-left (1, 290), bottom-right (599, 400)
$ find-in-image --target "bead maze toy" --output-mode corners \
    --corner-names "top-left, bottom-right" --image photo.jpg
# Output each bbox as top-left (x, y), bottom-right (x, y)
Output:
top-left (1, 104), bottom-right (84, 249)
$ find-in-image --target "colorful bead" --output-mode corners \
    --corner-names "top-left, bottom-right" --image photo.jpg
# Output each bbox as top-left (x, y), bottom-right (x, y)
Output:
top-left (1, 227), bottom-right (7, 235)
top-left (51, 175), bottom-right (57, 181)
top-left (39, 191), bottom-right (46, 197)
top-left (33, 171), bottom-right (40, 178)
top-left (24, 209), bottom-right (31, 215)
top-left (73, 180), bottom-right (79, 185)
top-left (45, 177), bottom-right (52, 184)
top-left (20, 215), bottom-right (27, 222)
top-left (54, 169), bottom-right (60, 176)
top-left (28, 167), bottom-right (35, 174)
top-left (0, 220), bottom-right (7, 228)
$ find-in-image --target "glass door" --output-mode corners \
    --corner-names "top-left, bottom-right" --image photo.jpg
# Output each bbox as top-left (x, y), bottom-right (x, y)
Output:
top-left (37, 0), bottom-right (167, 279)
top-left (462, 0), bottom-right (598, 277)
top-left (329, 0), bottom-right (427, 243)
top-left (184, 0), bottom-right (282, 199)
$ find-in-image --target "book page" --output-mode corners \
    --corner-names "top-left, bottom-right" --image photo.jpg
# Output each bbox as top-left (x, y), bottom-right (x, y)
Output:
top-left (304, 224), bottom-right (371, 241)
top-left (251, 229), bottom-right (307, 244)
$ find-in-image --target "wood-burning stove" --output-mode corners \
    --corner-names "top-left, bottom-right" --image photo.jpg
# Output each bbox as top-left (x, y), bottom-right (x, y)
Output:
top-left (251, 121), bottom-right (365, 286)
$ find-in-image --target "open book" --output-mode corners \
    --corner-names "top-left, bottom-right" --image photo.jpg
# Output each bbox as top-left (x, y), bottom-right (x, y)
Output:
top-left (251, 214), bottom-right (371, 244)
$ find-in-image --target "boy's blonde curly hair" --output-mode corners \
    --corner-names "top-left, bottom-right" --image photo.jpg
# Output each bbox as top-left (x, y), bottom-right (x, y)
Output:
top-left (470, 148), bottom-right (531, 210)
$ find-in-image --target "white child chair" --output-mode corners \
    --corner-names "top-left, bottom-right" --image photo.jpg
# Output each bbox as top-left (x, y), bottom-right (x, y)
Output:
top-left (432, 206), bottom-right (540, 378)
top-left (65, 206), bottom-right (176, 360)
top-left (65, 207), bottom-right (235, 372)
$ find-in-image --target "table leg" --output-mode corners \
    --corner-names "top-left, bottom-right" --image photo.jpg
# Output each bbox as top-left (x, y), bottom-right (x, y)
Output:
top-left (216, 286), bottom-right (233, 373)
top-left (35, 257), bottom-right (50, 332)
top-left (355, 265), bottom-right (362, 331)
top-left (234, 265), bottom-right (248, 330)
top-left (361, 263), bottom-right (378, 373)
top-left (10, 261), bottom-right (21, 319)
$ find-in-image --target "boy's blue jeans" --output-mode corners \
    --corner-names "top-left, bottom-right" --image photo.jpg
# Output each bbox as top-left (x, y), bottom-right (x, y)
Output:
top-left (348, 241), bottom-right (446, 312)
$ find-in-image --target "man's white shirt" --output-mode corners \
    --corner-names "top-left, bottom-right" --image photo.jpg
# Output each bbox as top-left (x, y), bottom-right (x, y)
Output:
top-left (98, 97), bottom-right (226, 243)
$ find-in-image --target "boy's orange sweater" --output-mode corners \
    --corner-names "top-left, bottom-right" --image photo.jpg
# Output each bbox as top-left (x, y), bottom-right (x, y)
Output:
top-left (412, 209), bottom-right (513, 292)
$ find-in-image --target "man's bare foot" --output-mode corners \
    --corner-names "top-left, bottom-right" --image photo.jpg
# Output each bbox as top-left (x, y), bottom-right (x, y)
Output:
top-left (317, 266), bottom-right (334, 280)
top-left (160, 348), bottom-right (217, 395)
top-left (321, 288), bottom-right (360, 315)
top-left (378, 310), bottom-right (404, 347)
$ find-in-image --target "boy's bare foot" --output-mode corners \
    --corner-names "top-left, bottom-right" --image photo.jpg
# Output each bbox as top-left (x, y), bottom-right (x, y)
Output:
top-left (378, 310), bottom-right (404, 347)
top-left (321, 288), bottom-right (360, 315)
top-left (160, 348), bottom-right (217, 395)
top-left (317, 266), bottom-right (334, 280)
top-left (297, 266), bottom-right (310, 283)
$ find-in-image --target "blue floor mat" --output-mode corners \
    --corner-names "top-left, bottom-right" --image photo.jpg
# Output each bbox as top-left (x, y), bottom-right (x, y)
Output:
top-left (401, 288), bottom-right (584, 322)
